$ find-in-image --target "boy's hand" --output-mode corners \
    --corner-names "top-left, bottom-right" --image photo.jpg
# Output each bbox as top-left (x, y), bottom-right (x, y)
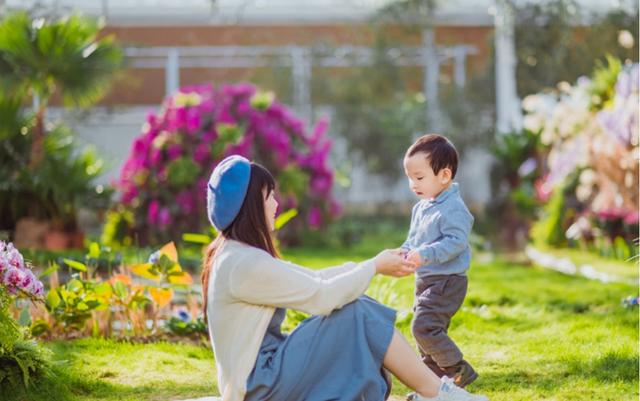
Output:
top-left (405, 250), bottom-right (423, 267)
top-left (373, 249), bottom-right (417, 277)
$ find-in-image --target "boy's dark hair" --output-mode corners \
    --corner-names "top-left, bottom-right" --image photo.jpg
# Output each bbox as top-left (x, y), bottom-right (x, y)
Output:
top-left (406, 134), bottom-right (458, 178)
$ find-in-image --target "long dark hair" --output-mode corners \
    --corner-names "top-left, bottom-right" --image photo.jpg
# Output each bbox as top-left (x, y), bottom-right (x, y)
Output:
top-left (201, 162), bottom-right (278, 320)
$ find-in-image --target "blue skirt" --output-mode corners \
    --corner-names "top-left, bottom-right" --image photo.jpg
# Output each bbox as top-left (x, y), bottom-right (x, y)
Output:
top-left (244, 296), bottom-right (397, 401)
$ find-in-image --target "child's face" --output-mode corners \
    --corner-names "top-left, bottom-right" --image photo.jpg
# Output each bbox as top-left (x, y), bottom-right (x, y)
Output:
top-left (403, 152), bottom-right (452, 200)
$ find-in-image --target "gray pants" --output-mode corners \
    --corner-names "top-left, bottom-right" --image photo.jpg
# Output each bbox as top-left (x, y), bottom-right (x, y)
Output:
top-left (412, 274), bottom-right (468, 373)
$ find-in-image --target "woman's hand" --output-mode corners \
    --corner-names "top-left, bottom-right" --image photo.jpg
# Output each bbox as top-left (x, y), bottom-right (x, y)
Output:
top-left (374, 249), bottom-right (417, 277)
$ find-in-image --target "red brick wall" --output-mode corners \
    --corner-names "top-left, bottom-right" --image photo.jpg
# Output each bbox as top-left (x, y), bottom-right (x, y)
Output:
top-left (97, 24), bottom-right (493, 105)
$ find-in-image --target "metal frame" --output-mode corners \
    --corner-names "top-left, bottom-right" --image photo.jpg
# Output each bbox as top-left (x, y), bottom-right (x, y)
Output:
top-left (124, 43), bottom-right (478, 122)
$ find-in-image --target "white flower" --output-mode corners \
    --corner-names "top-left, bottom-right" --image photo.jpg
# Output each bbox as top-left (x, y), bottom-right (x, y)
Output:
top-left (579, 169), bottom-right (597, 186)
top-left (618, 30), bottom-right (635, 49)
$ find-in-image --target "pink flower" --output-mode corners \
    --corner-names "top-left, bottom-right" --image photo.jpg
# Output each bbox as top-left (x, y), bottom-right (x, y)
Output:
top-left (197, 177), bottom-right (208, 193)
top-left (176, 191), bottom-right (195, 214)
top-left (150, 148), bottom-right (163, 166)
top-left (202, 130), bottom-right (218, 144)
top-left (285, 196), bottom-right (298, 210)
top-left (0, 259), bottom-right (7, 276)
top-left (132, 138), bottom-right (150, 154)
top-left (624, 212), bottom-right (639, 225)
top-left (19, 270), bottom-right (35, 292)
top-left (596, 208), bottom-right (626, 221)
top-left (122, 187), bottom-right (139, 205)
top-left (194, 143), bottom-right (211, 165)
top-left (186, 109), bottom-right (201, 134)
top-left (3, 266), bottom-right (24, 289)
top-left (534, 176), bottom-right (552, 202)
top-left (309, 117), bottom-right (329, 146)
top-left (236, 101), bottom-right (251, 116)
top-left (33, 281), bottom-right (44, 297)
top-left (167, 144), bottom-right (182, 160)
top-left (159, 207), bottom-right (172, 227)
top-left (307, 206), bottom-right (322, 229)
top-left (329, 199), bottom-right (343, 218)
top-left (147, 200), bottom-right (160, 225)
top-left (310, 174), bottom-right (333, 194)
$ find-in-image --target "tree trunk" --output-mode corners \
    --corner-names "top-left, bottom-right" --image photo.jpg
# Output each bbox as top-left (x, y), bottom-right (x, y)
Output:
top-left (28, 105), bottom-right (46, 169)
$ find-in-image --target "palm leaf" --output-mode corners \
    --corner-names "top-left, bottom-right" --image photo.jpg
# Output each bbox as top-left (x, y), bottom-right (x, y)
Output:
top-left (0, 12), bottom-right (122, 107)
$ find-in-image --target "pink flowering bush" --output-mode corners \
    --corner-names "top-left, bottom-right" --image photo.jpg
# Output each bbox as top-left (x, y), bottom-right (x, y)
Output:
top-left (110, 83), bottom-right (339, 245)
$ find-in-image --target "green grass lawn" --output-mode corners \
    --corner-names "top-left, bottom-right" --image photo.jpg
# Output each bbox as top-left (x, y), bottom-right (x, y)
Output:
top-left (10, 240), bottom-right (639, 401)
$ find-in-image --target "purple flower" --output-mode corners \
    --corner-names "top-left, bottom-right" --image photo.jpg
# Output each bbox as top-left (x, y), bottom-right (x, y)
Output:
top-left (148, 250), bottom-right (161, 264)
top-left (597, 63), bottom-right (639, 147)
top-left (176, 309), bottom-right (191, 322)
top-left (518, 157), bottom-right (538, 177)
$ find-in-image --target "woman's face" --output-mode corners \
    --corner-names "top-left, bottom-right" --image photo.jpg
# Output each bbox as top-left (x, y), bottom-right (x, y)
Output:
top-left (264, 188), bottom-right (278, 232)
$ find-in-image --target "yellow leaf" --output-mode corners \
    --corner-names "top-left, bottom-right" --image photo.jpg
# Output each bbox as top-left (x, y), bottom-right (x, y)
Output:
top-left (167, 262), bottom-right (183, 274)
top-left (149, 287), bottom-right (173, 308)
top-left (160, 242), bottom-right (178, 263)
top-left (130, 263), bottom-right (161, 282)
top-left (168, 271), bottom-right (193, 286)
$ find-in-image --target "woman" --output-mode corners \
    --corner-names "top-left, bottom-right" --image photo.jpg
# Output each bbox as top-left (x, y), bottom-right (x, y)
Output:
top-left (202, 155), bottom-right (488, 401)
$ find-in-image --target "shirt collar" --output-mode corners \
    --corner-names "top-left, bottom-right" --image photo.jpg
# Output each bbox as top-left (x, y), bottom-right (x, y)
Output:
top-left (429, 182), bottom-right (459, 205)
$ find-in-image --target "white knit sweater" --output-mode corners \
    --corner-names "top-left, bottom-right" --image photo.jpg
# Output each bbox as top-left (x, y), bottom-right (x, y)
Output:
top-left (206, 239), bottom-right (377, 401)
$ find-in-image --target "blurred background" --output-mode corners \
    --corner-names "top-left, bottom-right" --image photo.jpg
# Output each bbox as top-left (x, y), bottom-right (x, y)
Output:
top-left (0, 2), bottom-right (638, 399)
top-left (1, 0), bottom-right (638, 257)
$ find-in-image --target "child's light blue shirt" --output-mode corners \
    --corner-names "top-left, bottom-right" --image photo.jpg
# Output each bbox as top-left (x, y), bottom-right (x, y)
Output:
top-left (401, 183), bottom-right (474, 278)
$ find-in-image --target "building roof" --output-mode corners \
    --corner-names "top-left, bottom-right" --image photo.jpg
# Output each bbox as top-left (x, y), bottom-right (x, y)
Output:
top-left (4, 0), bottom-right (633, 26)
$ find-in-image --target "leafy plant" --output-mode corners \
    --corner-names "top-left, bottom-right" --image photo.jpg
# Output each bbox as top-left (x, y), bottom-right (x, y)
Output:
top-left (0, 338), bottom-right (52, 391)
top-left (0, 104), bottom-right (111, 235)
top-left (165, 313), bottom-right (207, 337)
top-left (44, 276), bottom-right (110, 333)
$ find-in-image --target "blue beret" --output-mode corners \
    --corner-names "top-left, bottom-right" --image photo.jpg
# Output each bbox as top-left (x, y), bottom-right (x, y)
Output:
top-left (207, 155), bottom-right (251, 231)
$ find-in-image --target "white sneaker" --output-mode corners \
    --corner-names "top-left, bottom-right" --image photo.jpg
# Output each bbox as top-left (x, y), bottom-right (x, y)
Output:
top-left (408, 376), bottom-right (489, 401)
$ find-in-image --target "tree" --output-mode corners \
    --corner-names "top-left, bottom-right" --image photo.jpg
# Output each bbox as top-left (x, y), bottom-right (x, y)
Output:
top-left (514, 0), bottom-right (639, 97)
top-left (0, 11), bottom-right (122, 167)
